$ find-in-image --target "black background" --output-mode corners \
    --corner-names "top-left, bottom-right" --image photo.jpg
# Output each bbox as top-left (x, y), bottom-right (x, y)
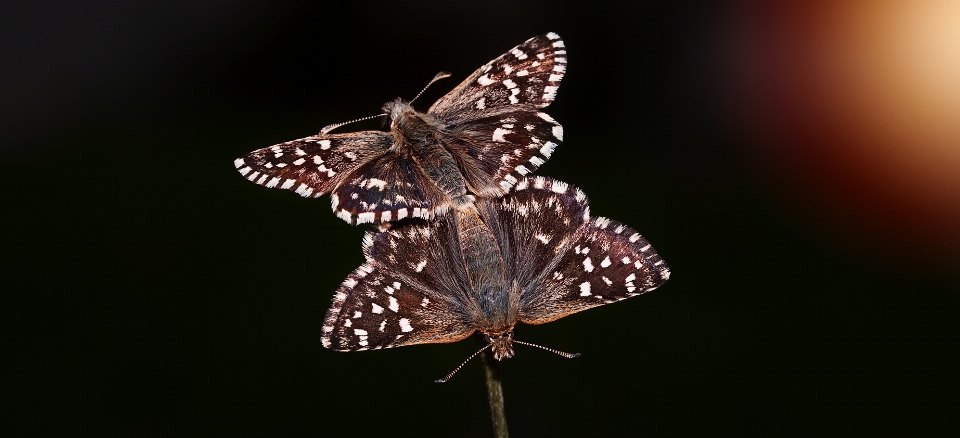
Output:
top-left (2, 1), bottom-right (957, 436)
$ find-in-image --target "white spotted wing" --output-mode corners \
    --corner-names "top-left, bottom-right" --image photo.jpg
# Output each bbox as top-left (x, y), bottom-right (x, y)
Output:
top-left (479, 177), bottom-right (670, 325)
top-left (321, 177), bottom-right (670, 352)
top-left (322, 215), bottom-right (478, 351)
top-left (236, 33), bottom-right (567, 225)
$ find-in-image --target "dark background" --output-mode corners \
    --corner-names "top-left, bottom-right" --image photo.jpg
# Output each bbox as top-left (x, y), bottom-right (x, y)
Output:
top-left (2, 1), bottom-right (958, 436)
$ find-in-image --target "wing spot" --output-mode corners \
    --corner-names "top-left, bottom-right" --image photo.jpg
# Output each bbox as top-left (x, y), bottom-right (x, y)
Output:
top-left (295, 184), bottom-right (314, 197)
top-left (478, 74), bottom-right (495, 86)
top-left (543, 86), bottom-right (559, 101)
top-left (600, 256), bottom-right (612, 268)
top-left (388, 296), bottom-right (399, 312)
top-left (492, 128), bottom-right (513, 142)
top-left (552, 125), bottom-right (564, 141)
top-left (399, 318), bottom-right (414, 333)
top-left (539, 142), bottom-right (557, 158)
top-left (357, 212), bottom-right (376, 224)
top-left (579, 281), bottom-right (592, 296)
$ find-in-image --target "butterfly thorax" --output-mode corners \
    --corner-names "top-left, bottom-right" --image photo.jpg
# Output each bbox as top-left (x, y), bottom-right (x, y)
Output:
top-left (485, 331), bottom-right (516, 361)
top-left (384, 99), bottom-right (442, 152)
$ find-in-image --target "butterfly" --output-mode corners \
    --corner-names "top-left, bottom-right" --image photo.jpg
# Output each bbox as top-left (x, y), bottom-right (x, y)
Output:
top-left (235, 33), bottom-right (567, 225)
top-left (321, 176), bottom-right (670, 375)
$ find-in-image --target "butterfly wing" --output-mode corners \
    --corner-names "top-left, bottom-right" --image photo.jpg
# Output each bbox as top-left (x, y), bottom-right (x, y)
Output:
top-left (428, 33), bottom-right (567, 196)
top-left (322, 216), bottom-right (480, 351)
top-left (235, 131), bottom-right (390, 203)
top-left (440, 110), bottom-right (563, 198)
top-left (429, 32), bottom-right (566, 116)
top-left (236, 131), bottom-right (454, 225)
top-left (328, 152), bottom-right (454, 224)
top-left (478, 176), bottom-right (589, 289)
top-left (518, 214), bottom-right (670, 325)
top-left (480, 176), bottom-right (670, 325)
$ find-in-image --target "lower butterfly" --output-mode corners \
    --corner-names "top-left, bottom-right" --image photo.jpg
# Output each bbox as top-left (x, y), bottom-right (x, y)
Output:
top-left (321, 176), bottom-right (670, 378)
top-left (235, 33), bottom-right (567, 225)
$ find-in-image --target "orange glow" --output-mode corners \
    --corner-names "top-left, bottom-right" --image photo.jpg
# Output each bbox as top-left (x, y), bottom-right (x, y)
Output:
top-left (722, 1), bottom-right (960, 262)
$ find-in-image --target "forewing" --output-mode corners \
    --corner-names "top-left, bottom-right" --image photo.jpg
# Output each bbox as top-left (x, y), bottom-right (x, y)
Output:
top-left (478, 176), bottom-right (589, 292)
top-left (322, 217), bottom-right (478, 351)
top-left (330, 153), bottom-right (452, 225)
top-left (234, 131), bottom-right (390, 203)
top-left (441, 110), bottom-right (563, 197)
top-left (428, 32), bottom-right (566, 120)
top-left (519, 216), bottom-right (671, 325)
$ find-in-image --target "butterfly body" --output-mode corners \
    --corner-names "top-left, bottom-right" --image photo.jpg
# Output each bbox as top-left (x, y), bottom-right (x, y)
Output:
top-left (321, 177), bottom-right (670, 358)
top-left (236, 33), bottom-right (568, 225)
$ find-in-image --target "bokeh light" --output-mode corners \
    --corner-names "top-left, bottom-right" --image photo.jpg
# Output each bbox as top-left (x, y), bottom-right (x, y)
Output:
top-left (719, 0), bottom-right (960, 268)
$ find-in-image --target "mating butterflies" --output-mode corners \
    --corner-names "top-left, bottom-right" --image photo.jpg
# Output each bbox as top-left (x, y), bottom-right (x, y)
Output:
top-left (235, 33), bottom-right (567, 225)
top-left (321, 177), bottom-right (670, 361)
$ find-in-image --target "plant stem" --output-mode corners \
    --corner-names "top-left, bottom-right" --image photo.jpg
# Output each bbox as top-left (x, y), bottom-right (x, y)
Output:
top-left (480, 347), bottom-right (508, 438)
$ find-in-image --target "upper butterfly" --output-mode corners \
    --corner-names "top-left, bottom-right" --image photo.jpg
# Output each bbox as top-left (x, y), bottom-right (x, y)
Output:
top-left (234, 33), bottom-right (567, 225)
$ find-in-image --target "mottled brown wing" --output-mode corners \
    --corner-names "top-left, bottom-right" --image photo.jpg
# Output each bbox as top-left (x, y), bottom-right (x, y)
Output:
top-left (519, 217), bottom-right (670, 325)
top-left (321, 216), bottom-right (479, 351)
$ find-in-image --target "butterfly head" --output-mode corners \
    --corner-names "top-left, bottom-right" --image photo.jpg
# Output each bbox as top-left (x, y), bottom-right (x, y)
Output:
top-left (484, 330), bottom-right (516, 361)
top-left (383, 99), bottom-right (439, 144)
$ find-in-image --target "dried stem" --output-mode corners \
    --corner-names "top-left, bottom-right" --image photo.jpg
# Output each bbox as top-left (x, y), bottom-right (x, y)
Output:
top-left (479, 339), bottom-right (509, 438)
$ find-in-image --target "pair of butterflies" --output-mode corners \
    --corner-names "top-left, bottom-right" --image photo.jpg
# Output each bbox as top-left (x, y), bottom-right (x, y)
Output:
top-left (235, 33), bottom-right (669, 373)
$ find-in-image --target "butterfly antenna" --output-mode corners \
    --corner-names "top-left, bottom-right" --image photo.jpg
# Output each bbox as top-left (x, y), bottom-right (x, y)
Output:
top-left (320, 113), bottom-right (388, 135)
top-left (435, 343), bottom-right (491, 383)
top-left (513, 340), bottom-right (580, 359)
top-left (409, 71), bottom-right (452, 105)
